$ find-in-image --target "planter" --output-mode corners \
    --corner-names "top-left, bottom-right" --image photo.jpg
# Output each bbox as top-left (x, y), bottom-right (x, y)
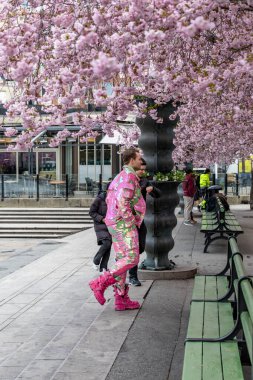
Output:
top-left (136, 100), bottom-right (179, 270)
top-left (137, 100), bottom-right (178, 175)
top-left (141, 180), bottom-right (180, 270)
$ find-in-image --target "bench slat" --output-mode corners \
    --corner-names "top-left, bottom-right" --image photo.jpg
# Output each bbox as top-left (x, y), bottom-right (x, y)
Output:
top-left (187, 302), bottom-right (234, 340)
top-left (201, 225), bottom-right (219, 231)
top-left (203, 302), bottom-right (219, 338)
top-left (192, 276), bottom-right (228, 301)
top-left (203, 342), bottom-right (223, 380)
top-left (216, 276), bottom-right (228, 298)
top-left (218, 302), bottom-right (235, 336)
top-left (205, 276), bottom-right (218, 299)
top-left (201, 220), bottom-right (220, 226)
top-left (182, 343), bottom-right (202, 380)
top-left (202, 211), bottom-right (216, 215)
top-left (202, 216), bottom-right (219, 221)
top-left (185, 302), bottom-right (242, 380)
top-left (225, 220), bottom-right (240, 226)
top-left (186, 302), bottom-right (204, 338)
top-left (184, 341), bottom-right (243, 380)
top-left (192, 276), bottom-right (205, 299)
top-left (221, 342), bottom-right (244, 380)
top-left (225, 214), bottom-right (237, 219)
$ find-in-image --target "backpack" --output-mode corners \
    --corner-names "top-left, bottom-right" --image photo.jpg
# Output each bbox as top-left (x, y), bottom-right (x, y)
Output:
top-left (206, 196), bottom-right (217, 212)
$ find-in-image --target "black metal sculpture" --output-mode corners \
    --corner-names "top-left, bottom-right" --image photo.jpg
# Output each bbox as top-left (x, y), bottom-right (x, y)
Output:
top-left (137, 100), bottom-right (180, 270)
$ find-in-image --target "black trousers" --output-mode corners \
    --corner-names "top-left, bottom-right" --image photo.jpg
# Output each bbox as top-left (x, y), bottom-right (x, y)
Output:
top-left (93, 239), bottom-right (112, 271)
top-left (129, 222), bottom-right (147, 278)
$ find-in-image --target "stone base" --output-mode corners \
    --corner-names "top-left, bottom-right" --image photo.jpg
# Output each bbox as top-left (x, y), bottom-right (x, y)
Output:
top-left (138, 266), bottom-right (197, 280)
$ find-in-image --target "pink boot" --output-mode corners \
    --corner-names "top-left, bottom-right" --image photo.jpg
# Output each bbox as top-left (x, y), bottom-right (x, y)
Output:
top-left (114, 285), bottom-right (140, 311)
top-left (89, 271), bottom-right (116, 305)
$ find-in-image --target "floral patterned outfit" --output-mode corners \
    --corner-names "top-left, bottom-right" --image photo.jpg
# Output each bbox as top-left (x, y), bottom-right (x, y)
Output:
top-left (105, 165), bottom-right (146, 294)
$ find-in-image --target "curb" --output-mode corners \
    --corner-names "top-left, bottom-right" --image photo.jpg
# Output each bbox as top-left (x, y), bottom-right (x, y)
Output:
top-left (138, 266), bottom-right (198, 280)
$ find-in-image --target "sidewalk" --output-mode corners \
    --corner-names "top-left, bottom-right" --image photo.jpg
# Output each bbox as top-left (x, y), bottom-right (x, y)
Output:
top-left (0, 205), bottom-right (251, 379)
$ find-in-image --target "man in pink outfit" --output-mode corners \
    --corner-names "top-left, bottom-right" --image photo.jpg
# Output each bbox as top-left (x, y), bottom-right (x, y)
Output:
top-left (89, 148), bottom-right (146, 311)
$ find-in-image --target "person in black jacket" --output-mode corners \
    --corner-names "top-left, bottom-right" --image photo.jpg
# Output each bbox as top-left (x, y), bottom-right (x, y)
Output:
top-left (129, 158), bottom-right (161, 286)
top-left (89, 187), bottom-right (112, 272)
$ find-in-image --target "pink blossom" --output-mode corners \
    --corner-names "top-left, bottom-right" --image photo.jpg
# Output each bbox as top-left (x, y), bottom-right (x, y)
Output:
top-left (0, 0), bottom-right (252, 165)
top-left (180, 16), bottom-right (215, 37)
top-left (4, 128), bottom-right (18, 137)
top-left (91, 52), bottom-right (122, 79)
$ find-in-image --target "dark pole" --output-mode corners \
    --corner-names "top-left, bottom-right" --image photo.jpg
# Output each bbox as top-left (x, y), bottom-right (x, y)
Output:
top-left (28, 148), bottom-right (34, 198)
top-left (36, 174), bottom-right (39, 201)
top-left (100, 142), bottom-right (104, 191)
top-left (235, 173), bottom-right (239, 196)
top-left (1, 175), bottom-right (4, 201)
top-left (212, 173), bottom-right (215, 185)
top-left (28, 148), bottom-right (31, 176)
top-left (31, 147), bottom-right (34, 175)
top-left (98, 173), bottom-right (102, 191)
top-left (65, 174), bottom-right (69, 201)
top-left (224, 173), bottom-right (228, 196)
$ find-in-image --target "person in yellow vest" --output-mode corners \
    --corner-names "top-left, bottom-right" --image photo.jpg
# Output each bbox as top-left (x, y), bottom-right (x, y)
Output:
top-left (199, 168), bottom-right (210, 199)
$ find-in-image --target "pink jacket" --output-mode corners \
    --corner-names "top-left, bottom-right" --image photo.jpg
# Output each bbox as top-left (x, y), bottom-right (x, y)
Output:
top-left (105, 165), bottom-right (146, 228)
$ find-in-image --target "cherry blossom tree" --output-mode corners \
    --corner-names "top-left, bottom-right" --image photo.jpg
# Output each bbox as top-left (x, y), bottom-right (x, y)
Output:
top-left (0, 0), bottom-right (252, 166)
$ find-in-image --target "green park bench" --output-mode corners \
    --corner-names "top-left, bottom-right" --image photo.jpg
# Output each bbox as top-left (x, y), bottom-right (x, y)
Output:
top-left (182, 237), bottom-right (253, 380)
top-left (201, 197), bottom-right (243, 252)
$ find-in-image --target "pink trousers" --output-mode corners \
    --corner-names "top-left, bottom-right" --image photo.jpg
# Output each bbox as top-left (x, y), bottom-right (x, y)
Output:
top-left (108, 223), bottom-right (139, 294)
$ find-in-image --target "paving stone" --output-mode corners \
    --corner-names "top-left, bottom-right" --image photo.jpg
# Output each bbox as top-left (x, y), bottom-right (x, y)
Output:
top-left (0, 343), bottom-right (23, 365)
top-left (58, 350), bottom-right (118, 374)
top-left (34, 343), bottom-right (76, 360)
top-left (52, 371), bottom-right (106, 380)
top-left (16, 359), bottom-right (63, 379)
top-left (0, 366), bottom-right (24, 379)
top-left (0, 315), bottom-right (13, 325)
top-left (2, 341), bottom-right (51, 367)
top-left (0, 304), bottom-right (24, 315)
top-left (7, 294), bottom-right (40, 304)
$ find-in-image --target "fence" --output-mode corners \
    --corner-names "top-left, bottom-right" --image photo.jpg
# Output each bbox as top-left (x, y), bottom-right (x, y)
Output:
top-left (0, 174), bottom-right (105, 201)
top-left (0, 173), bottom-right (251, 201)
top-left (215, 173), bottom-right (251, 196)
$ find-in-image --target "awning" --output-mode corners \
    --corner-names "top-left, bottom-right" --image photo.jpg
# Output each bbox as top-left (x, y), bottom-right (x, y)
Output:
top-left (100, 130), bottom-right (138, 145)
top-left (100, 131), bottom-right (122, 145)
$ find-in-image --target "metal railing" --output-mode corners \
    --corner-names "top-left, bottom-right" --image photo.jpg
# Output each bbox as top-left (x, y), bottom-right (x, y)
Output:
top-left (215, 173), bottom-right (251, 196)
top-left (0, 174), bottom-right (101, 201)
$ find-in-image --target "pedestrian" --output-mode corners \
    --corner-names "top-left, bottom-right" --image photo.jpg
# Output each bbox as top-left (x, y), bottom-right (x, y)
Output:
top-left (128, 158), bottom-right (161, 286)
top-left (199, 168), bottom-right (211, 199)
top-left (89, 148), bottom-right (146, 311)
top-left (182, 168), bottom-right (197, 226)
top-left (89, 185), bottom-right (112, 272)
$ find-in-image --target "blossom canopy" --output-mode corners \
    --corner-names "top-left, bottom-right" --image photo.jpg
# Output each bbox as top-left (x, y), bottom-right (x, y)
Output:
top-left (0, 0), bottom-right (252, 164)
